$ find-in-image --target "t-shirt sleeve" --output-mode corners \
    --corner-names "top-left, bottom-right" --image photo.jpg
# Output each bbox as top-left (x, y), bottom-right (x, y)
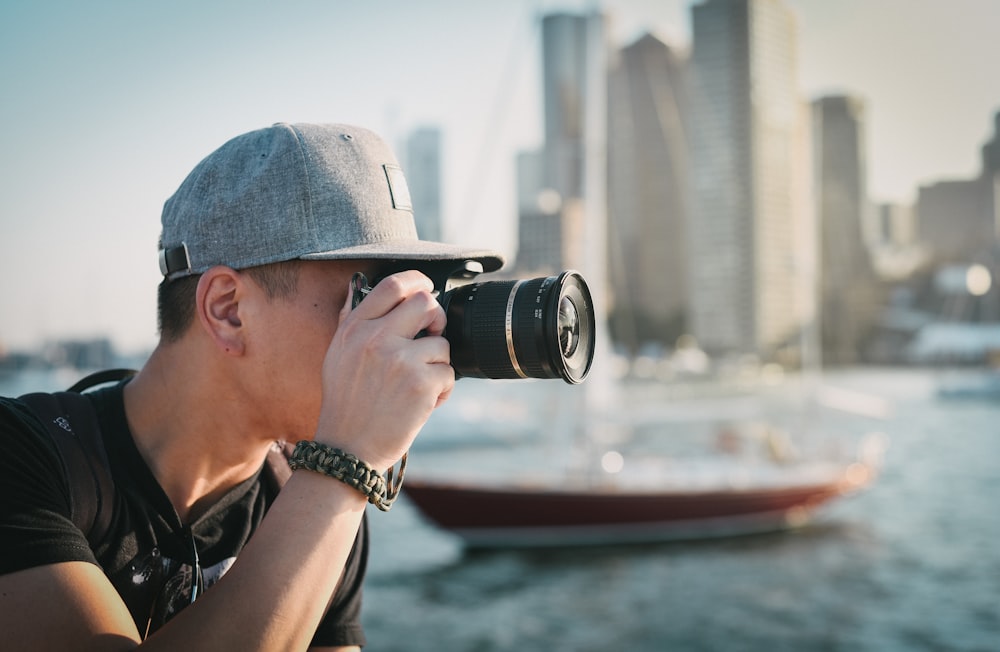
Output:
top-left (309, 513), bottom-right (369, 648)
top-left (0, 397), bottom-right (98, 575)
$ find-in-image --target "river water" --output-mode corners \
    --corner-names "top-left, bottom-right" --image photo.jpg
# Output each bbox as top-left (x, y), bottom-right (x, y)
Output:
top-left (362, 367), bottom-right (999, 652)
top-left (3, 366), bottom-right (997, 651)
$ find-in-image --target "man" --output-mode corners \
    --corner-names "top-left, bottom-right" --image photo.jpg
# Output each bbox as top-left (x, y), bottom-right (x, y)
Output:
top-left (0, 123), bottom-right (504, 650)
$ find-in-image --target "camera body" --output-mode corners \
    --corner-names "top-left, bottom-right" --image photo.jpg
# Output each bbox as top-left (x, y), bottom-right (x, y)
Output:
top-left (351, 263), bottom-right (595, 384)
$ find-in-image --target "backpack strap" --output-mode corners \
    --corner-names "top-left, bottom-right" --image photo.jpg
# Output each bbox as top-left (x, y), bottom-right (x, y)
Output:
top-left (19, 390), bottom-right (116, 547)
top-left (66, 368), bottom-right (138, 394)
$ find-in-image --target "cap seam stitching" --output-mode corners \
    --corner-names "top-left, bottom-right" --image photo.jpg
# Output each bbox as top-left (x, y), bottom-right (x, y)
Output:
top-left (286, 124), bottom-right (315, 255)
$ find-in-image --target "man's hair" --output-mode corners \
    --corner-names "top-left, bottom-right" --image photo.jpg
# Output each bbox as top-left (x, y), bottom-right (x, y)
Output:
top-left (157, 261), bottom-right (303, 342)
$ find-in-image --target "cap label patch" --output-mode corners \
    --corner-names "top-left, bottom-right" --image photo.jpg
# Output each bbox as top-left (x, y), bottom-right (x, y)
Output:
top-left (383, 164), bottom-right (413, 212)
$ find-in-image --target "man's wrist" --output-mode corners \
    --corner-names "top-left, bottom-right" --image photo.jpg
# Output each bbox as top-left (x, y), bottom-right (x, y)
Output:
top-left (287, 441), bottom-right (405, 511)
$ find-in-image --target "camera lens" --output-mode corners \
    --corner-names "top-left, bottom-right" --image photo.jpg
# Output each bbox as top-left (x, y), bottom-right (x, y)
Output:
top-left (440, 270), bottom-right (595, 384)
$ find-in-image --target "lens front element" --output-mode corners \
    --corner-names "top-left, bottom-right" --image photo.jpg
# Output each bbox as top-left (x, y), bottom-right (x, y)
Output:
top-left (558, 295), bottom-right (580, 358)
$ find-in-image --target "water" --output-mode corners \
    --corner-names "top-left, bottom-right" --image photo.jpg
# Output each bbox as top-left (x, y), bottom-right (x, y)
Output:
top-left (362, 368), bottom-right (1000, 652)
top-left (4, 367), bottom-right (998, 650)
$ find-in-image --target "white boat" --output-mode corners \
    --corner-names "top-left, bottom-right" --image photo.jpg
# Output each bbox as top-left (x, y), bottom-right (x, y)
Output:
top-left (403, 10), bottom-right (887, 549)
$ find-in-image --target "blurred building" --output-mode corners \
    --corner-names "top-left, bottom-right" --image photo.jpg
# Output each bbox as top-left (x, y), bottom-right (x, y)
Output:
top-left (812, 95), bottom-right (884, 364)
top-left (541, 13), bottom-right (591, 207)
top-left (916, 111), bottom-right (1000, 263)
top-left (870, 201), bottom-right (927, 281)
top-left (606, 32), bottom-right (691, 354)
top-left (517, 12), bottom-right (606, 278)
top-left (515, 150), bottom-right (562, 273)
top-left (405, 126), bottom-right (443, 243)
top-left (43, 337), bottom-right (115, 370)
top-left (876, 202), bottom-right (916, 248)
top-left (916, 178), bottom-right (992, 262)
top-left (687, 0), bottom-right (811, 362)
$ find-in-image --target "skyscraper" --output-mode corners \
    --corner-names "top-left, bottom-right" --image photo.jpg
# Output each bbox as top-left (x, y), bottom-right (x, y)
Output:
top-left (516, 12), bottom-right (606, 277)
top-left (688, 0), bottom-right (810, 361)
top-left (813, 95), bottom-right (881, 363)
top-left (607, 32), bottom-right (691, 352)
top-left (405, 126), bottom-right (443, 243)
top-left (541, 12), bottom-right (592, 204)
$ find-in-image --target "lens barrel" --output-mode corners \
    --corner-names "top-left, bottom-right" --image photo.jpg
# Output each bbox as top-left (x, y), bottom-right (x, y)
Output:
top-left (440, 270), bottom-right (595, 384)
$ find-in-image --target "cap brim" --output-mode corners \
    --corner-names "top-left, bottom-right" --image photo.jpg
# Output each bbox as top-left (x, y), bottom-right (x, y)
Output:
top-left (299, 240), bottom-right (505, 273)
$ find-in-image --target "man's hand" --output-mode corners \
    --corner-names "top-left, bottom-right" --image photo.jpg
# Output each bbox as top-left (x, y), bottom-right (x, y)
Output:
top-left (314, 270), bottom-right (453, 471)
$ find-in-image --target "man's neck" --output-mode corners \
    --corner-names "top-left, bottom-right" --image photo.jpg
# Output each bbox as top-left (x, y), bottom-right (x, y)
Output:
top-left (123, 341), bottom-right (276, 524)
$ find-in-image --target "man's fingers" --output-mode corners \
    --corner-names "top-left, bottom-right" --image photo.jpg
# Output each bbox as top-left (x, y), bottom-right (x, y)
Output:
top-left (349, 271), bottom-right (434, 319)
top-left (346, 270), bottom-right (445, 340)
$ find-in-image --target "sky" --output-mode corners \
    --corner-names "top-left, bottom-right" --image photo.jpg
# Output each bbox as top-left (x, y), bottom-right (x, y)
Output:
top-left (1, 0), bottom-right (998, 354)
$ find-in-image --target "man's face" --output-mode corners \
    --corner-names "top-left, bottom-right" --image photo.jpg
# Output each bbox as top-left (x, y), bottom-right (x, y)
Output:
top-left (243, 259), bottom-right (390, 441)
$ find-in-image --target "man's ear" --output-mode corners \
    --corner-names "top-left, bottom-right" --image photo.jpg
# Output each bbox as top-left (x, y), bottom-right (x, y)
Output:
top-left (195, 266), bottom-right (245, 356)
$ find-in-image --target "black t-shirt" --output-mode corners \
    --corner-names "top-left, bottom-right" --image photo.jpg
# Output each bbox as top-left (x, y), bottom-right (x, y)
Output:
top-left (0, 383), bottom-right (367, 647)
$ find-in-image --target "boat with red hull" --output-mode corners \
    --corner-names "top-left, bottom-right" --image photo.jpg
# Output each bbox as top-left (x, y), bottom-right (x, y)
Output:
top-left (403, 454), bottom-right (878, 548)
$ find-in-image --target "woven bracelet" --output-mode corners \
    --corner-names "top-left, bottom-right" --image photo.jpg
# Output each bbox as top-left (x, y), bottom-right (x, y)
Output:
top-left (287, 440), bottom-right (406, 512)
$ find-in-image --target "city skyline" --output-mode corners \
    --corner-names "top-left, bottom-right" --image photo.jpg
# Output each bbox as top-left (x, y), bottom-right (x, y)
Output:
top-left (2, 0), bottom-right (999, 353)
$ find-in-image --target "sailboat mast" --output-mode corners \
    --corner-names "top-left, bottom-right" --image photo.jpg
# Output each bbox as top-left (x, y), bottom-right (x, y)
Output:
top-left (581, 10), bottom-right (613, 409)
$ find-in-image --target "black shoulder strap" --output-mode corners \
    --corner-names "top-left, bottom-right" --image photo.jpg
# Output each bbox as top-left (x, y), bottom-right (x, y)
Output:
top-left (17, 368), bottom-right (135, 546)
top-left (19, 390), bottom-right (116, 547)
top-left (66, 368), bottom-right (137, 394)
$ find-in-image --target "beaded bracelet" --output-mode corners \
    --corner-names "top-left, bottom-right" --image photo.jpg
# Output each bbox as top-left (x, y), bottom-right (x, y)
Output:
top-left (287, 440), bottom-right (406, 512)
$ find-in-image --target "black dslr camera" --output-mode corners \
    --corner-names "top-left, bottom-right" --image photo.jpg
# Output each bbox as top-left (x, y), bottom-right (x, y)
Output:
top-left (351, 261), bottom-right (595, 384)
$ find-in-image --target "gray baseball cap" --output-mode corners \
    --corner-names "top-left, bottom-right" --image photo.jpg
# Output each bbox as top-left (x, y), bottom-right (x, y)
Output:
top-left (158, 122), bottom-right (505, 280)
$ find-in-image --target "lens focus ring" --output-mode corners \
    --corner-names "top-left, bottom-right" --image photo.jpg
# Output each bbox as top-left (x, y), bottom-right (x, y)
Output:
top-left (442, 271), bottom-right (594, 383)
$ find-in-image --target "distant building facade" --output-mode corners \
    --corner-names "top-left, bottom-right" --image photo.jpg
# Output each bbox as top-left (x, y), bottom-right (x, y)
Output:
top-left (876, 202), bottom-right (916, 247)
top-left (916, 179), bottom-right (991, 263)
top-left (405, 127), bottom-right (444, 243)
top-left (812, 95), bottom-right (883, 363)
top-left (515, 149), bottom-right (562, 274)
top-left (687, 0), bottom-right (811, 361)
top-left (541, 13), bottom-right (592, 206)
top-left (916, 111), bottom-right (1000, 263)
top-left (516, 12), bottom-right (607, 278)
top-left (606, 32), bottom-right (691, 352)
